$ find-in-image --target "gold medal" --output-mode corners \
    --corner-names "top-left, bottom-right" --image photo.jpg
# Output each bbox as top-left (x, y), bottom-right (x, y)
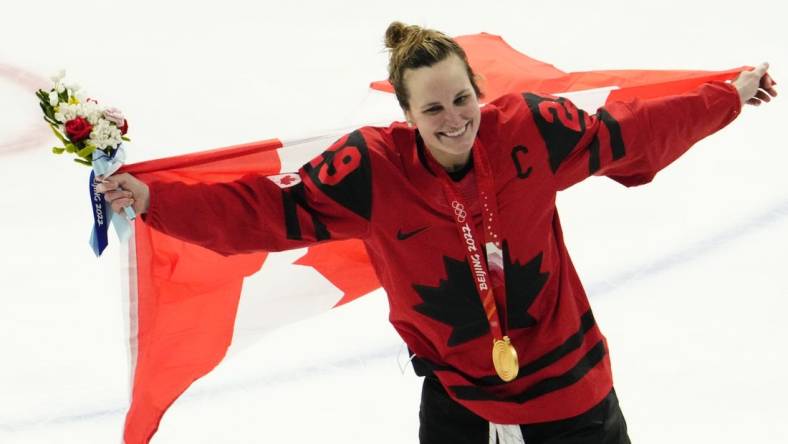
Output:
top-left (492, 336), bottom-right (519, 382)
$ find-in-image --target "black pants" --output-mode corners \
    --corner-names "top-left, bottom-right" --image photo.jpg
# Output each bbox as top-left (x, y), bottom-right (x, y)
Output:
top-left (419, 377), bottom-right (630, 444)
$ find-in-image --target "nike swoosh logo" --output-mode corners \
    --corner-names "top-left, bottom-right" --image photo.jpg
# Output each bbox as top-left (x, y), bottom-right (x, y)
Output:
top-left (397, 226), bottom-right (430, 241)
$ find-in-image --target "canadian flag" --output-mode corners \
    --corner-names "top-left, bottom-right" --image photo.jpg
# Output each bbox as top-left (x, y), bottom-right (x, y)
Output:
top-left (118, 32), bottom-right (743, 443)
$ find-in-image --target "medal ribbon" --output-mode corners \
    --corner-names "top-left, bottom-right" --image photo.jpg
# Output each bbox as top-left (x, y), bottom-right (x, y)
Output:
top-left (423, 138), bottom-right (508, 339)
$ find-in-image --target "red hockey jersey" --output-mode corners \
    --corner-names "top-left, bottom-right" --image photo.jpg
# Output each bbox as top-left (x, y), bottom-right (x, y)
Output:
top-left (144, 81), bottom-right (741, 424)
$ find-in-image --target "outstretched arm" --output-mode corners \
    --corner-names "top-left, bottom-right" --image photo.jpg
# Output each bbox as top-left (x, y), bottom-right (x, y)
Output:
top-left (97, 130), bottom-right (376, 255)
top-left (537, 62), bottom-right (778, 190)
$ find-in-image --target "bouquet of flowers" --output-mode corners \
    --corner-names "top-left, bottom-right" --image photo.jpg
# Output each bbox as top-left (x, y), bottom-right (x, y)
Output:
top-left (35, 70), bottom-right (130, 166)
top-left (35, 70), bottom-right (134, 256)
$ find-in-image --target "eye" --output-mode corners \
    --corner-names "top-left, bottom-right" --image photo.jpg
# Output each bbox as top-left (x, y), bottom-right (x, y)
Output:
top-left (423, 106), bottom-right (442, 115)
top-left (454, 95), bottom-right (469, 106)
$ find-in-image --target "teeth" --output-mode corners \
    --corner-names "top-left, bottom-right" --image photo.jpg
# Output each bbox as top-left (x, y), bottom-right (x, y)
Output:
top-left (443, 122), bottom-right (468, 137)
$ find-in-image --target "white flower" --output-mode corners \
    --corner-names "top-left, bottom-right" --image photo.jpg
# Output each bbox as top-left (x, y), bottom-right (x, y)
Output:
top-left (88, 118), bottom-right (123, 150)
top-left (55, 82), bottom-right (65, 93)
top-left (81, 102), bottom-right (103, 125)
top-left (54, 102), bottom-right (80, 123)
top-left (72, 90), bottom-right (86, 103)
top-left (48, 91), bottom-right (59, 107)
top-left (50, 69), bottom-right (66, 83)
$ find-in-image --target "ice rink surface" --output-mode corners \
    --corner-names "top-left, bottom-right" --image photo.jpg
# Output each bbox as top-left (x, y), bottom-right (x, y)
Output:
top-left (1, 0), bottom-right (786, 442)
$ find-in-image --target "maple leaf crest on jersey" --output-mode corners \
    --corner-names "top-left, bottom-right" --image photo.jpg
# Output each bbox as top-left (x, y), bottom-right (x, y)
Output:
top-left (266, 173), bottom-right (302, 188)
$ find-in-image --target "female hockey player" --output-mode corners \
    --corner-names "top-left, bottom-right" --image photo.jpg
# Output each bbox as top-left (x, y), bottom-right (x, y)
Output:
top-left (98, 21), bottom-right (777, 444)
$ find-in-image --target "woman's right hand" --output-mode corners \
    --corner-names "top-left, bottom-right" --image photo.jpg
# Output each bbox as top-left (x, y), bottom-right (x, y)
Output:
top-left (95, 173), bottom-right (151, 215)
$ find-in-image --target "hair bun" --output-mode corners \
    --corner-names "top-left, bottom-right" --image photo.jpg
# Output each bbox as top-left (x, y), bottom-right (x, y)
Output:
top-left (384, 21), bottom-right (413, 50)
top-left (383, 22), bottom-right (481, 109)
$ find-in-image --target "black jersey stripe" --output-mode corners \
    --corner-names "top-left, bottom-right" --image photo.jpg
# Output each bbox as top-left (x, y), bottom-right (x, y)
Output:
top-left (449, 339), bottom-right (607, 403)
top-left (475, 309), bottom-right (597, 386)
top-left (282, 188), bottom-right (302, 240)
top-left (597, 108), bottom-right (626, 161)
top-left (282, 182), bottom-right (332, 242)
top-left (587, 136), bottom-right (602, 175)
top-left (411, 309), bottom-right (597, 387)
top-left (311, 213), bottom-right (330, 241)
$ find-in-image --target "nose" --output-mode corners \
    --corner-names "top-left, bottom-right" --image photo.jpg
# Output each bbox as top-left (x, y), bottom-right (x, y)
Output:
top-left (445, 107), bottom-right (465, 128)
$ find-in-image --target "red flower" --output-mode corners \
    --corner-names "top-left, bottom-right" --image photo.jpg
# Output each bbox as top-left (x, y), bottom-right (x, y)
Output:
top-left (65, 116), bottom-right (93, 142)
top-left (120, 119), bottom-right (129, 135)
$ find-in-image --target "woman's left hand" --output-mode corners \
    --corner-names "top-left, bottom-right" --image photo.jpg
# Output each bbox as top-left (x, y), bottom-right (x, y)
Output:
top-left (733, 62), bottom-right (778, 106)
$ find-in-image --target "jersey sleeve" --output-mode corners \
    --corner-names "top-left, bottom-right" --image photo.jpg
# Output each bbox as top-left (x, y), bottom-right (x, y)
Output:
top-left (143, 129), bottom-right (375, 255)
top-left (520, 81), bottom-right (742, 191)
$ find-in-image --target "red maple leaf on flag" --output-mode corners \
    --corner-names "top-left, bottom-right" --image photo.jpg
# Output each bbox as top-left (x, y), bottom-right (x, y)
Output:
top-left (294, 239), bottom-right (380, 307)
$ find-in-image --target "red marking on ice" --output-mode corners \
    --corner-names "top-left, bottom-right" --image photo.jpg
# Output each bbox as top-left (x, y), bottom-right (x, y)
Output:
top-left (0, 63), bottom-right (50, 155)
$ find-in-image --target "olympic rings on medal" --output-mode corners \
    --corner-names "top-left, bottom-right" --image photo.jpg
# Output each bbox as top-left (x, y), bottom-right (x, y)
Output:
top-left (452, 201), bottom-right (467, 223)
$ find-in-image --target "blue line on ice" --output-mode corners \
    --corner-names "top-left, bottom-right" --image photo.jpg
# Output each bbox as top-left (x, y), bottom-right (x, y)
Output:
top-left (585, 198), bottom-right (788, 297)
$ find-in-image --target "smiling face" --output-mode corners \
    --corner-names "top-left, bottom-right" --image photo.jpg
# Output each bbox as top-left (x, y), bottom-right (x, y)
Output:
top-left (403, 54), bottom-right (481, 172)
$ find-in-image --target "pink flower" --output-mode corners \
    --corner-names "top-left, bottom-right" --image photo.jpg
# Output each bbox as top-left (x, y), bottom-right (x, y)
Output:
top-left (102, 107), bottom-right (126, 127)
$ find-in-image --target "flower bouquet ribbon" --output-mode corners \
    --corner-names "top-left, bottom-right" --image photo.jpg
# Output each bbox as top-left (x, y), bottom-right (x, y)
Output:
top-left (36, 71), bottom-right (134, 257)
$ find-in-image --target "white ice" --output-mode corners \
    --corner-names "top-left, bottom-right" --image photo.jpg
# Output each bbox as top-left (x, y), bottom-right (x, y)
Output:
top-left (0, 0), bottom-right (786, 443)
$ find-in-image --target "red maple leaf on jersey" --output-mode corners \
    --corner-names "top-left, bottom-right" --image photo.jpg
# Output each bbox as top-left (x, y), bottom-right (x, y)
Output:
top-left (279, 175), bottom-right (296, 186)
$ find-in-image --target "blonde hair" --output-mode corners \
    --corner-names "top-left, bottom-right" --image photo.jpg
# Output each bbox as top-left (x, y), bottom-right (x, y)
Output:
top-left (384, 21), bottom-right (481, 110)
